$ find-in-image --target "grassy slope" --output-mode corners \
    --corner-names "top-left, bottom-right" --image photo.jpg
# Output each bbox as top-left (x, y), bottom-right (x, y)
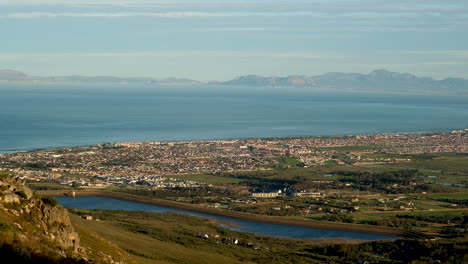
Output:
top-left (70, 209), bottom-right (326, 264)
top-left (71, 214), bottom-right (141, 264)
top-left (68, 209), bottom-right (468, 264)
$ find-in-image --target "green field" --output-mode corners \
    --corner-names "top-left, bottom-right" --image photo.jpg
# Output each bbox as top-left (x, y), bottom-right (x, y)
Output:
top-left (392, 154), bottom-right (468, 173)
top-left (420, 193), bottom-right (468, 200)
top-left (311, 145), bottom-right (391, 152)
top-left (28, 182), bottom-right (72, 190)
top-left (166, 174), bottom-right (243, 185)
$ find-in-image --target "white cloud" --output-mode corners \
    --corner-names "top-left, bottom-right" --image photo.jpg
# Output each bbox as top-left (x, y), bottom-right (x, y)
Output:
top-left (1, 0), bottom-right (466, 12)
top-left (5, 12), bottom-right (221, 18)
top-left (404, 50), bottom-right (468, 57)
top-left (4, 10), bottom-right (467, 19)
top-left (0, 50), bottom-right (348, 59)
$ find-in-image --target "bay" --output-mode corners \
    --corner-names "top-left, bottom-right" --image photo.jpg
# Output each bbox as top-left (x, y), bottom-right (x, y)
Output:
top-left (1, 84), bottom-right (467, 153)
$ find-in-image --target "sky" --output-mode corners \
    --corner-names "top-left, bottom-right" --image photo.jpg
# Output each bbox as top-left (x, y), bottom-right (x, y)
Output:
top-left (0, 0), bottom-right (467, 81)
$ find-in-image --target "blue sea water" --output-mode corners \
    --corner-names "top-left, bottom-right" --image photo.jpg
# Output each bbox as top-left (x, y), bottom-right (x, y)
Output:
top-left (0, 84), bottom-right (467, 153)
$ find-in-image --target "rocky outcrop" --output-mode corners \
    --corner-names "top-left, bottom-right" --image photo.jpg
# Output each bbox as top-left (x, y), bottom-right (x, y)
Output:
top-left (0, 173), bottom-right (82, 260)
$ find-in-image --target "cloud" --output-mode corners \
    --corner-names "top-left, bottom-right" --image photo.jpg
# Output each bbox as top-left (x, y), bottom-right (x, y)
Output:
top-left (197, 26), bottom-right (456, 33)
top-left (0, 50), bottom-right (349, 60)
top-left (404, 50), bottom-right (468, 57)
top-left (4, 10), bottom-right (467, 19)
top-left (1, 0), bottom-right (466, 12)
top-left (1, 0), bottom-right (465, 34)
top-left (1, 0), bottom-right (467, 19)
top-left (5, 12), bottom-right (222, 19)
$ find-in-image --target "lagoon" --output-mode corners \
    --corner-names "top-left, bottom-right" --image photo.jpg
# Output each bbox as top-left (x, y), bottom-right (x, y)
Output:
top-left (56, 196), bottom-right (395, 241)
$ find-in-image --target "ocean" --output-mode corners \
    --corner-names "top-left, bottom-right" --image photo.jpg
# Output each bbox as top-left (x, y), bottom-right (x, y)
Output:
top-left (1, 84), bottom-right (467, 153)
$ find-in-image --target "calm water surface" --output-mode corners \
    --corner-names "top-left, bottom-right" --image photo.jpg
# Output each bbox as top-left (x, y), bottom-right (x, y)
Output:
top-left (56, 196), bottom-right (394, 240)
top-left (1, 85), bottom-right (467, 153)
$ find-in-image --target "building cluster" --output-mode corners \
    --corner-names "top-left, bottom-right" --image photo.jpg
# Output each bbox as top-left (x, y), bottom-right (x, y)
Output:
top-left (0, 132), bottom-right (466, 190)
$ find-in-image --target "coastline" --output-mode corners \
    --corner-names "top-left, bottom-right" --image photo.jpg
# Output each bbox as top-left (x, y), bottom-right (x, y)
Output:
top-left (1, 129), bottom-right (461, 156)
top-left (38, 189), bottom-right (403, 237)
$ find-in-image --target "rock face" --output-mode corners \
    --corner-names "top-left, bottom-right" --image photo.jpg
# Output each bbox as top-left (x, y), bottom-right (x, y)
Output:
top-left (35, 199), bottom-right (80, 250)
top-left (0, 174), bottom-right (81, 256)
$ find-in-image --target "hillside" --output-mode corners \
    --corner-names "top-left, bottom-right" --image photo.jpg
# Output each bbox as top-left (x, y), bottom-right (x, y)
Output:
top-left (0, 69), bottom-right (200, 86)
top-left (64, 208), bottom-right (468, 264)
top-left (1, 171), bottom-right (466, 263)
top-left (223, 69), bottom-right (468, 92)
top-left (1, 69), bottom-right (467, 93)
top-left (0, 172), bottom-right (97, 263)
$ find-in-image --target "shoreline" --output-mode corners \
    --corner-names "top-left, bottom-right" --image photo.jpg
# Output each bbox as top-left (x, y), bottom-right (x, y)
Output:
top-left (1, 129), bottom-right (461, 155)
top-left (38, 189), bottom-right (403, 237)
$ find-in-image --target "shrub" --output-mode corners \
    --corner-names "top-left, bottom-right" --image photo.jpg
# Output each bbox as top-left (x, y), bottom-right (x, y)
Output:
top-left (0, 222), bottom-right (14, 232)
top-left (0, 171), bottom-right (11, 180)
top-left (41, 197), bottom-right (58, 207)
top-left (15, 191), bottom-right (27, 199)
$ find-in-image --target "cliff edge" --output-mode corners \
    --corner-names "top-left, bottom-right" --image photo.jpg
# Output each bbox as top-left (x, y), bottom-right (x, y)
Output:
top-left (0, 171), bottom-right (87, 263)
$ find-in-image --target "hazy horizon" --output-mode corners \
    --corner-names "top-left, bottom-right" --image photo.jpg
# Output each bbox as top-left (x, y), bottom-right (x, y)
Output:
top-left (1, 0), bottom-right (467, 81)
top-left (2, 68), bottom-right (467, 82)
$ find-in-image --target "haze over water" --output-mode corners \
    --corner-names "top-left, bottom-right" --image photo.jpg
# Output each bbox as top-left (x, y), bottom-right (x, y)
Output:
top-left (1, 85), bottom-right (467, 153)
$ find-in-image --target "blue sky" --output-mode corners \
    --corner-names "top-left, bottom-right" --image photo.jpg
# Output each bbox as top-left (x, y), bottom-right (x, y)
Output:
top-left (1, 0), bottom-right (467, 80)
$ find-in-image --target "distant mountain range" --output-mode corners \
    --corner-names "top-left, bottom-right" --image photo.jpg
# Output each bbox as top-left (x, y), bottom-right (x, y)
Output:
top-left (0, 69), bottom-right (200, 86)
top-left (1, 69), bottom-right (467, 93)
top-left (222, 70), bottom-right (468, 92)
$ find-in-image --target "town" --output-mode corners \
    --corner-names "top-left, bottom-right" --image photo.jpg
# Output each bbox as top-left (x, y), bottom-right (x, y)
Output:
top-left (0, 131), bottom-right (467, 262)
top-left (0, 131), bottom-right (466, 221)
top-left (1, 130), bottom-right (467, 190)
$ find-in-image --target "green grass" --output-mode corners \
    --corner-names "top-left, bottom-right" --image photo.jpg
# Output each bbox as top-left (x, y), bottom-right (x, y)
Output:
top-left (350, 209), bottom-right (466, 224)
top-left (410, 201), bottom-right (450, 210)
top-left (28, 182), bottom-right (71, 190)
top-left (165, 174), bottom-right (243, 185)
top-left (323, 160), bottom-right (339, 166)
top-left (266, 156), bottom-right (304, 168)
top-left (392, 155), bottom-right (468, 173)
top-left (311, 145), bottom-right (390, 152)
top-left (71, 214), bottom-right (138, 264)
top-left (421, 193), bottom-right (468, 200)
top-left (421, 173), bottom-right (468, 184)
top-left (69, 209), bottom-right (322, 264)
top-left (364, 153), bottom-right (401, 159)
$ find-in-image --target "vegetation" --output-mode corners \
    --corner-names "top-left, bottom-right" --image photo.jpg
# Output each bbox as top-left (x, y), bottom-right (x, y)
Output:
top-left (15, 191), bottom-right (28, 199)
top-left (2, 139), bottom-right (467, 262)
top-left (68, 209), bottom-right (468, 264)
top-left (41, 196), bottom-right (58, 207)
top-left (267, 156), bottom-right (305, 168)
top-left (29, 182), bottom-right (72, 191)
top-left (165, 173), bottom-right (242, 185)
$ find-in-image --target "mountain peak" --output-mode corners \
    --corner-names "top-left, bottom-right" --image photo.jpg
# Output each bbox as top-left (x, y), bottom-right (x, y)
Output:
top-left (223, 70), bottom-right (467, 92)
top-left (0, 69), bottom-right (29, 81)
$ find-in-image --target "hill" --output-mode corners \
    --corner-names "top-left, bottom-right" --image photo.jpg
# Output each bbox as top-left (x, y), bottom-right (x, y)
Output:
top-left (0, 69), bottom-right (200, 86)
top-left (0, 172), bottom-right (120, 263)
top-left (0, 69), bottom-right (466, 93)
top-left (223, 69), bottom-right (468, 92)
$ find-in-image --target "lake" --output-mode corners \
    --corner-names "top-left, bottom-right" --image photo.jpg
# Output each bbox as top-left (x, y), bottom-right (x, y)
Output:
top-left (56, 196), bottom-right (395, 240)
top-left (1, 84), bottom-right (467, 153)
